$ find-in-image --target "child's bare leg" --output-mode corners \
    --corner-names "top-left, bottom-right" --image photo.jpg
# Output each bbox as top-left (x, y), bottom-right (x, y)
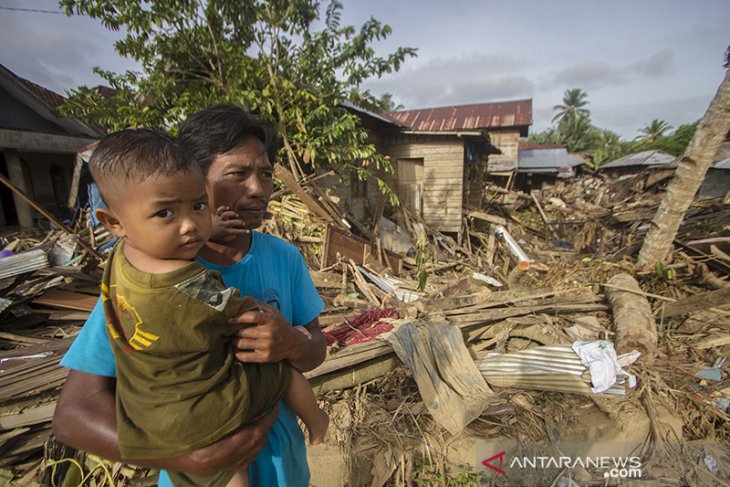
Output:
top-left (225, 470), bottom-right (249, 487)
top-left (286, 370), bottom-right (329, 445)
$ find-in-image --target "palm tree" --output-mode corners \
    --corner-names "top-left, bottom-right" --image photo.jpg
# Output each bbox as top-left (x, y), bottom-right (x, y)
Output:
top-left (559, 113), bottom-right (597, 152)
top-left (528, 128), bottom-right (562, 145)
top-left (638, 67), bottom-right (730, 265)
top-left (552, 88), bottom-right (590, 124)
top-left (588, 129), bottom-right (627, 169)
top-left (636, 119), bottom-right (672, 142)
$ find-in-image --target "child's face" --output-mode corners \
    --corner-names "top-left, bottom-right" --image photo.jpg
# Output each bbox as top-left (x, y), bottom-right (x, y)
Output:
top-left (108, 169), bottom-right (212, 261)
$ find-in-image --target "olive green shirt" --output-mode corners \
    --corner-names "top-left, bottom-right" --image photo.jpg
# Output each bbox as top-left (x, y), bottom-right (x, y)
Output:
top-left (102, 241), bottom-right (291, 486)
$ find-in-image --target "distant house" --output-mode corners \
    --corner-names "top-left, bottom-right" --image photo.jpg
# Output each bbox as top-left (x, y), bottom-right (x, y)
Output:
top-left (340, 101), bottom-right (495, 234)
top-left (515, 143), bottom-right (585, 190)
top-left (600, 150), bottom-right (678, 175)
top-left (385, 99), bottom-right (532, 177)
top-left (698, 142), bottom-right (730, 200)
top-left (0, 64), bottom-right (103, 228)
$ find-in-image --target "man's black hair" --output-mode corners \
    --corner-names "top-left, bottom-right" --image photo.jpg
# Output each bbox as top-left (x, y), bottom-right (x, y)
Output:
top-left (177, 104), bottom-right (281, 174)
top-left (89, 128), bottom-right (198, 207)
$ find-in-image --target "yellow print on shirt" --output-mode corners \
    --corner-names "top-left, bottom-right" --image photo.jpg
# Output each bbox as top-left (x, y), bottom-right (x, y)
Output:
top-left (116, 294), bottom-right (160, 350)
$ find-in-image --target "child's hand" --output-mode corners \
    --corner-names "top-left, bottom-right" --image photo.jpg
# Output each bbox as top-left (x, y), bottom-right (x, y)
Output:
top-left (210, 206), bottom-right (249, 243)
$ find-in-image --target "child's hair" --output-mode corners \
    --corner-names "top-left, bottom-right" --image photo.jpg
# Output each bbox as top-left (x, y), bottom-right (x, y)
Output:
top-left (89, 128), bottom-right (199, 208)
top-left (177, 104), bottom-right (281, 175)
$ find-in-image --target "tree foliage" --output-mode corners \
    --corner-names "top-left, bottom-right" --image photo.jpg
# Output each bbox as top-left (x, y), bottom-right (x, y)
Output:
top-left (633, 122), bottom-right (698, 156)
top-left (529, 88), bottom-right (699, 169)
top-left (551, 88), bottom-right (590, 124)
top-left (635, 118), bottom-right (673, 143)
top-left (58, 0), bottom-right (417, 193)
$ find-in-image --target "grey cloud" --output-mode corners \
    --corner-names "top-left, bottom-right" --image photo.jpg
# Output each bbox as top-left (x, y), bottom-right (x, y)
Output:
top-left (591, 95), bottom-right (708, 139)
top-left (363, 51), bottom-right (535, 108)
top-left (0, 8), bottom-right (134, 93)
top-left (550, 61), bottom-right (627, 90)
top-left (438, 76), bottom-right (535, 105)
top-left (631, 49), bottom-right (674, 77)
top-left (546, 50), bottom-right (676, 93)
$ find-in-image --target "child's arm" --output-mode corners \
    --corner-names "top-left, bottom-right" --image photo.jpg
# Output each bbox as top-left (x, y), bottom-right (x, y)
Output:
top-left (228, 303), bottom-right (326, 372)
top-left (53, 370), bottom-right (277, 474)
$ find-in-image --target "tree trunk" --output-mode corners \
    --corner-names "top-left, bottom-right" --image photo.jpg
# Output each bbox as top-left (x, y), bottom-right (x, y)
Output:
top-left (638, 69), bottom-right (730, 265)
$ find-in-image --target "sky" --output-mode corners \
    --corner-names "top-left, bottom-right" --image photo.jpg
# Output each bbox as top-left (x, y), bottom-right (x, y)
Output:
top-left (1, 0), bottom-right (728, 139)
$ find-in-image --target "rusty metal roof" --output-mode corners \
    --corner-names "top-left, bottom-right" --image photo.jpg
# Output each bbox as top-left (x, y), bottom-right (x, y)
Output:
top-left (601, 150), bottom-right (678, 169)
top-left (384, 99), bottom-right (532, 131)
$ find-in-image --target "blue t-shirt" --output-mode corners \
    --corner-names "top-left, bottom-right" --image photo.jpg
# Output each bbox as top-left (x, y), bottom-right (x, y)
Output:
top-left (61, 231), bottom-right (324, 487)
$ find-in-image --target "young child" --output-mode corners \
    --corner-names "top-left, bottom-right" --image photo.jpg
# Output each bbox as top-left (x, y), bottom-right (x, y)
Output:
top-left (89, 128), bottom-right (328, 487)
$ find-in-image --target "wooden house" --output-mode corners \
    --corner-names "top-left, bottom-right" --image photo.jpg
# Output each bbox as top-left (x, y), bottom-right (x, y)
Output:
top-left (515, 143), bottom-right (585, 191)
top-left (0, 64), bottom-right (102, 228)
top-left (385, 99), bottom-right (533, 178)
top-left (698, 142), bottom-right (730, 200)
top-left (342, 102), bottom-right (494, 234)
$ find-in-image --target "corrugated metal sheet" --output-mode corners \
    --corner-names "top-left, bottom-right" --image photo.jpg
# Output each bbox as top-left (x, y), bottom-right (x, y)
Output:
top-left (601, 150), bottom-right (677, 169)
top-left (713, 157), bottom-right (730, 170)
top-left (518, 147), bottom-right (584, 170)
top-left (385, 99), bottom-right (533, 131)
top-left (487, 157), bottom-right (518, 173)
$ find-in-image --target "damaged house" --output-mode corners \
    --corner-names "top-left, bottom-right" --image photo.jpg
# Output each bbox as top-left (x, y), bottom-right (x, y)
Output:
top-left (0, 64), bottom-right (102, 229)
top-left (514, 142), bottom-right (585, 191)
top-left (385, 99), bottom-right (533, 183)
top-left (697, 141), bottom-right (730, 200)
top-left (338, 102), bottom-right (497, 236)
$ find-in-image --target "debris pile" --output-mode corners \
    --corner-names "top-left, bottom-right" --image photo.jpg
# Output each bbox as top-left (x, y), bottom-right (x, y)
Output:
top-left (1, 163), bottom-right (729, 485)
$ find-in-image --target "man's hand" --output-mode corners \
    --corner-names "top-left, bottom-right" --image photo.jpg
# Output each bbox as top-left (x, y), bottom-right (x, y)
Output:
top-left (229, 304), bottom-right (326, 372)
top-left (229, 303), bottom-right (300, 363)
top-left (210, 206), bottom-right (248, 243)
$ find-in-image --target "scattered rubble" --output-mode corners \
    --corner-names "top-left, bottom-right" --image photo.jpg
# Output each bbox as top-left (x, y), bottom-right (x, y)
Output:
top-left (1, 160), bottom-right (729, 486)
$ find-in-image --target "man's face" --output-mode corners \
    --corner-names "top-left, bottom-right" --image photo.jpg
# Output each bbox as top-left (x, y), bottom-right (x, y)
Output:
top-left (110, 169), bottom-right (211, 261)
top-left (205, 135), bottom-right (274, 231)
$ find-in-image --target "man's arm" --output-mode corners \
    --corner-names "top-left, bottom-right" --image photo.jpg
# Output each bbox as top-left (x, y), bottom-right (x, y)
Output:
top-left (230, 305), bottom-right (326, 372)
top-left (53, 370), bottom-right (276, 474)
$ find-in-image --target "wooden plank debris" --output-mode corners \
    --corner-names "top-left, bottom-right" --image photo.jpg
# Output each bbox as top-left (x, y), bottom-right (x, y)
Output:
top-left (32, 289), bottom-right (98, 312)
top-left (661, 286), bottom-right (730, 318)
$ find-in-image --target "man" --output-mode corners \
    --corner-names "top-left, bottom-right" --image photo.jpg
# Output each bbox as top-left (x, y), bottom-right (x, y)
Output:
top-left (53, 104), bottom-right (327, 486)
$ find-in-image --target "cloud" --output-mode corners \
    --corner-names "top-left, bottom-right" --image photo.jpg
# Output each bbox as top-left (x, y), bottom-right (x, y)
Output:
top-left (436, 76), bottom-right (535, 106)
top-left (546, 50), bottom-right (676, 94)
top-left (364, 51), bottom-right (535, 108)
top-left (591, 95), bottom-right (709, 139)
top-left (630, 49), bottom-right (674, 77)
top-left (549, 61), bottom-right (627, 90)
top-left (0, 7), bottom-right (135, 94)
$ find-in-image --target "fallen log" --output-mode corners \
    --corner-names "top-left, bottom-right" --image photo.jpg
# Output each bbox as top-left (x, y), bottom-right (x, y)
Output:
top-left (605, 274), bottom-right (657, 364)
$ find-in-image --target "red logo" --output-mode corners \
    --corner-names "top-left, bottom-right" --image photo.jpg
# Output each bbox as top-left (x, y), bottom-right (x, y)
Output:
top-left (482, 451), bottom-right (507, 475)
